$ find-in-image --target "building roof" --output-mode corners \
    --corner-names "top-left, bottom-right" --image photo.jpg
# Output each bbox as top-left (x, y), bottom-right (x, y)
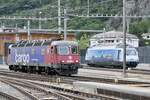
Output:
top-left (91, 31), bottom-right (138, 39)
top-left (89, 43), bottom-right (134, 49)
top-left (142, 33), bottom-right (150, 36)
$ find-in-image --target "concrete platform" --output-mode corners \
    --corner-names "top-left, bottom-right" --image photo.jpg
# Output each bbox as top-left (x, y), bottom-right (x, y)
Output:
top-left (136, 63), bottom-right (150, 70)
top-left (77, 68), bottom-right (150, 83)
top-left (0, 64), bottom-right (9, 70)
top-left (73, 81), bottom-right (150, 98)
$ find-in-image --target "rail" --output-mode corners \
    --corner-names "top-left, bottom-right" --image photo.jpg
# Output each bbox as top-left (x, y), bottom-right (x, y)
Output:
top-left (0, 91), bottom-right (20, 100)
top-left (0, 80), bottom-right (39, 100)
top-left (0, 78), bottom-right (73, 100)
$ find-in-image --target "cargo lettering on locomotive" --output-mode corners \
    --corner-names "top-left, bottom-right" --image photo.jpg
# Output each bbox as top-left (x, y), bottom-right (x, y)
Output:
top-left (15, 51), bottom-right (30, 65)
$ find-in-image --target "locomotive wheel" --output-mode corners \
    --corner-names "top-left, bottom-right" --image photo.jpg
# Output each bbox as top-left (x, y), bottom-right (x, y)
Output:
top-left (22, 66), bottom-right (27, 73)
top-left (45, 67), bottom-right (50, 75)
top-left (37, 69), bottom-right (41, 74)
top-left (27, 68), bottom-right (30, 73)
top-left (9, 65), bottom-right (13, 70)
top-left (14, 66), bottom-right (18, 72)
top-left (21, 66), bottom-right (27, 72)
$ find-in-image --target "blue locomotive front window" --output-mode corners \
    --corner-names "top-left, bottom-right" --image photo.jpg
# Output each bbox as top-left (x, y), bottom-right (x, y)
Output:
top-left (58, 46), bottom-right (69, 55)
top-left (126, 50), bottom-right (136, 55)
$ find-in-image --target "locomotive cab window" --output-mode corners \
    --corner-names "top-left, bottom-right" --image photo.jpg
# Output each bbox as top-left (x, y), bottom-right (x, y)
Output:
top-left (71, 46), bottom-right (78, 54)
top-left (126, 50), bottom-right (136, 56)
top-left (57, 46), bottom-right (69, 55)
top-left (51, 46), bottom-right (53, 54)
top-left (50, 46), bottom-right (57, 54)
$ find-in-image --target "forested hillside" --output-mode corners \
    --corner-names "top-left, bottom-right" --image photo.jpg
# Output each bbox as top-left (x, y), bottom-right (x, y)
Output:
top-left (0, 0), bottom-right (150, 41)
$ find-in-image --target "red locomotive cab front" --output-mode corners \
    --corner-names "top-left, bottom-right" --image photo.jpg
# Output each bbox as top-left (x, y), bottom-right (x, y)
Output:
top-left (45, 41), bottom-right (80, 75)
top-left (45, 41), bottom-right (80, 65)
top-left (56, 45), bottom-right (80, 64)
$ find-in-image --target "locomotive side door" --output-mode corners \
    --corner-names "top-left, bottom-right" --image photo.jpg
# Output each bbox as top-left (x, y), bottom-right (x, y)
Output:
top-left (45, 46), bottom-right (51, 64)
top-left (49, 46), bottom-right (56, 65)
top-left (117, 49), bottom-right (122, 62)
top-left (52, 46), bottom-right (57, 65)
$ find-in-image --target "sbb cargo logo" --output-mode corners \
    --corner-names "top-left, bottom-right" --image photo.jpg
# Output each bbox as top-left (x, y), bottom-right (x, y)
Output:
top-left (15, 52), bottom-right (30, 65)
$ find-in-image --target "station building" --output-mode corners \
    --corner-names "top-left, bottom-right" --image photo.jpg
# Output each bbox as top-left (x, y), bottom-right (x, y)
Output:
top-left (90, 31), bottom-right (139, 47)
top-left (0, 28), bottom-right (76, 64)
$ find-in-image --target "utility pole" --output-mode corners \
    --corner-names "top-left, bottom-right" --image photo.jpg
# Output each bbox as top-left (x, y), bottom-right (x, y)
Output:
top-left (15, 24), bottom-right (19, 42)
top-left (39, 11), bottom-right (42, 29)
top-left (123, 0), bottom-right (127, 77)
top-left (87, 0), bottom-right (90, 16)
top-left (27, 20), bottom-right (31, 40)
top-left (64, 9), bottom-right (67, 40)
top-left (58, 0), bottom-right (61, 34)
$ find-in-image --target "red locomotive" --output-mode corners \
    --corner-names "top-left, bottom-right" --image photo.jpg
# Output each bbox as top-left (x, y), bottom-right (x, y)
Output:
top-left (8, 39), bottom-right (80, 76)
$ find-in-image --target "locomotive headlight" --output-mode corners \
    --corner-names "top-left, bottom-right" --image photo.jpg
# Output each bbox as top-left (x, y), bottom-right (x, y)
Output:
top-left (61, 60), bottom-right (65, 63)
top-left (75, 60), bottom-right (79, 63)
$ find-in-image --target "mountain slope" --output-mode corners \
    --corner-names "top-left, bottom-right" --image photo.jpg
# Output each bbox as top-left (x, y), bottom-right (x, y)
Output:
top-left (0, 0), bottom-right (149, 36)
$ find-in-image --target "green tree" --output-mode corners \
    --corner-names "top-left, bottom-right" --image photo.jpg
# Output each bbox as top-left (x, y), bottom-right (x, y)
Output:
top-left (129, 19), bottom-right (150, 37)
top-left (78, 34), bottom-right (89, 50)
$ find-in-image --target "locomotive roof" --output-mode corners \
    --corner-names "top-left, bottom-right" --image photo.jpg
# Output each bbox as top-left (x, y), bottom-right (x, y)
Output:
top-left (11, 39), bottom-right (59, 47)
top-left (51, 40), bottom-right (78, 46)
top-left (88, 43), bottom-right (135, 50)
top-left (10, 39), bottom-right (78, 48)
top-left (91, 31), bottom-right (138, 39)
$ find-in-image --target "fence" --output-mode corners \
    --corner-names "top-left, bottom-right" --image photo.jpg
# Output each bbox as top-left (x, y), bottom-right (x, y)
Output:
top-left (138, 46), bottom-right (150, 64)
top-left (80, 49), bottom-right (86, 64)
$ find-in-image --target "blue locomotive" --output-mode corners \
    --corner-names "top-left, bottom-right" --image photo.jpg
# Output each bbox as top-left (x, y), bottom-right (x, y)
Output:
top-left (85, 44), bottom-right (139, 68)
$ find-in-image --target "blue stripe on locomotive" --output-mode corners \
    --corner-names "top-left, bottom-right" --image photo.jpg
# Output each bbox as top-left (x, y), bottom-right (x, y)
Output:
top-left (10, 46), bottom-right (47, 65)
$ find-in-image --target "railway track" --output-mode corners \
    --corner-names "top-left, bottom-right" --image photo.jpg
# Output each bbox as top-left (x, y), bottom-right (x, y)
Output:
top-left (0, 80), bottom-right (37, 100)
top-left (0, 69), bottom-right (150, 85)
top-left (1, 72), bottom-right (150, 100)
top-left (1, 68), bottom-right (150, 99)
top-left (82, 65), bottom-right (150, 75)
top-left (0, 76), bottom-right (120, 100)
top-left (0, 77), bottom-right (74, 100)
top-left (0, 91), bottom-right (20, 100)
top-left (1, 68), bottom-right (150, 85)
